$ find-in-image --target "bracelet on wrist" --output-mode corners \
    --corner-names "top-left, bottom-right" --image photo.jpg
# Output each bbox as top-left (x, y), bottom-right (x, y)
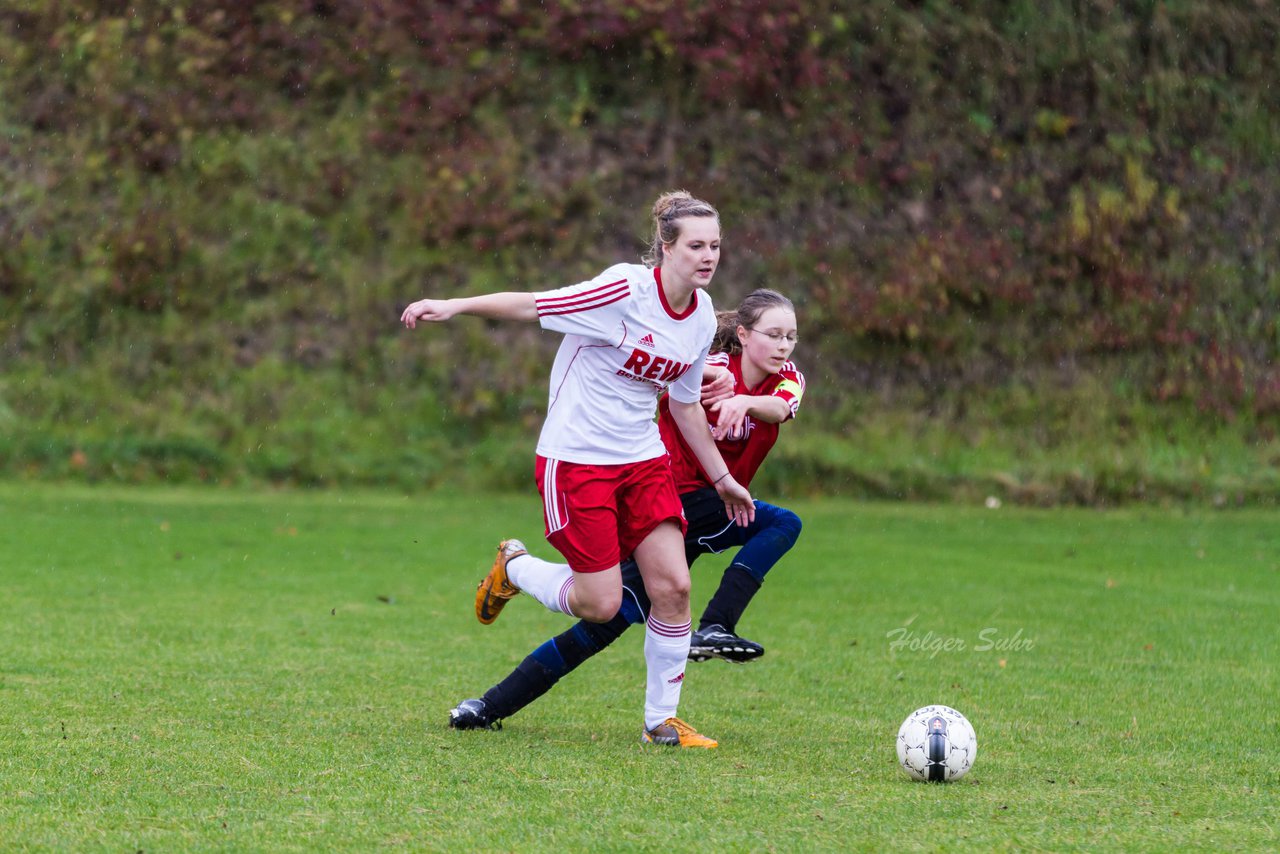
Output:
top-left (713, 471), bottom-right (731, 485)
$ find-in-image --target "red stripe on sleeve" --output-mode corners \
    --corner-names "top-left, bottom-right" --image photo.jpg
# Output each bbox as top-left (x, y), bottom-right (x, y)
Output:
top-left (537, 283), bottom-right (630, 316)
top-left (538, 279), bottom-right (627, 307)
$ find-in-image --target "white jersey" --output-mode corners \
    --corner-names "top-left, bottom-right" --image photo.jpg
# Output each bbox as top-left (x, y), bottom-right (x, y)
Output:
top-left (533, 263), bottom-right (716, 465)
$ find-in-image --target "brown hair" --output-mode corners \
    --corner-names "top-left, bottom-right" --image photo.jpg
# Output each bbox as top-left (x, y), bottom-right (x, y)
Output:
top-left (712, 289), bottom-right (796, 355)
top-left (643, 190), bottom-right (719, 267)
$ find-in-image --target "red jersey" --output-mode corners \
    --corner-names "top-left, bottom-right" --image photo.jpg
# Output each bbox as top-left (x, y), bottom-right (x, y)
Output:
top-left (657, 351), bottom-right (806, 492)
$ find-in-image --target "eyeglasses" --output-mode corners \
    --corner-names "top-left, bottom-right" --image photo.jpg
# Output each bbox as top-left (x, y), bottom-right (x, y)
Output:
top-left (746, 328), bottom-right (800, 345)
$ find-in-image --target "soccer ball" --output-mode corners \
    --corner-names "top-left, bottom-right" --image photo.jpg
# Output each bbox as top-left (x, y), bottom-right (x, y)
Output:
top-left (896, 705), bottom-right (978, 782)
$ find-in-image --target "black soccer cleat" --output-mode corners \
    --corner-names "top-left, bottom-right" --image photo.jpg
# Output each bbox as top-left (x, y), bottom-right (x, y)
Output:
top-left (448, 698), bottom-right (502, 731)
top-left (689, 625), bottom-right (765, 663)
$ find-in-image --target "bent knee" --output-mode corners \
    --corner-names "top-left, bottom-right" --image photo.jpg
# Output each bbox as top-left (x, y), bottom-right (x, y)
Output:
top-left (576, 592), bottom-right (623, 624)
top-left (778, 508), bottom-right (803, 543)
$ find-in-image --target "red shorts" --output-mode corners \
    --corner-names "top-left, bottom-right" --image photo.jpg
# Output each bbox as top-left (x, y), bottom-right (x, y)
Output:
top-left (535, 454), bottom-right (687, 573)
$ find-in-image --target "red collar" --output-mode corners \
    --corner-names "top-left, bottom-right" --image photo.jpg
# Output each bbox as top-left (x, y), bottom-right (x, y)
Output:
top-left (654, 267), bottom-right (698, 320)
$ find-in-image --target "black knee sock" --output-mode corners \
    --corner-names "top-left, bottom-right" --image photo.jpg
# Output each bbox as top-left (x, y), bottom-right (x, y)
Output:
top-left (481, 616), bottom-right (630, 720)
top-left (698, 565), bottom-right (762, 635)
top-left (481, 656), bottom-right (558, 720)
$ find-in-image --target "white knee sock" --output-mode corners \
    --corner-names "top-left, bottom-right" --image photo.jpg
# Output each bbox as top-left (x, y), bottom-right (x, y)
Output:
top-left (505, 554), bottom-right (576, 616)
top-left (643, 616), bottom-right (691, 730)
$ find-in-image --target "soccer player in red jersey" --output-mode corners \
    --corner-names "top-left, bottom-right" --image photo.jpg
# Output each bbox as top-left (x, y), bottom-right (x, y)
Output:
top-left (402, 191), bottom-right (751, 748)
top-left (446, 290), bottom-right (806, 733)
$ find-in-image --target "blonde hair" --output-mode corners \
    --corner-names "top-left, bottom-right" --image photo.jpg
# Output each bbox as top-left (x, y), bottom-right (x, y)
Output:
top-left (712, 289), bottom-right (796, 355)
top-left (643, 190), bottom-right (719, 267)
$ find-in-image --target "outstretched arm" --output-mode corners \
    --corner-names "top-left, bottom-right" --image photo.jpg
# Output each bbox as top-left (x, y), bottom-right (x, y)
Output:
top-left (401, 292), bottom-right (538, 327)
top-left (668, 398), bottom-right (756, 526)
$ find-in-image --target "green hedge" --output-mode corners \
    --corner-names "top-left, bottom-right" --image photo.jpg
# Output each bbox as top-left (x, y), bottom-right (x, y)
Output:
top-left (1, 1), bottom-right (1277, 499)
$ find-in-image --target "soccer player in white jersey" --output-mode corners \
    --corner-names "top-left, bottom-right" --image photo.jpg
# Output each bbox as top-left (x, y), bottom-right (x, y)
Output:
top-left (446, 291), bottom-right (806, 736)
top-left (401, 191), bottom-right (753, 748)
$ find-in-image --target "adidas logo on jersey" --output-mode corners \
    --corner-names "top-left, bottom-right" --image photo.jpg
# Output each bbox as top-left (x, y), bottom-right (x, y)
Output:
top-left (637, 333), bottom-right (656, 349)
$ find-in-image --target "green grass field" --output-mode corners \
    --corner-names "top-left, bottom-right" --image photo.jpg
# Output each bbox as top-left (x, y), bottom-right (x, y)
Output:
top-left (1, 483), bottom-right (1276, 851)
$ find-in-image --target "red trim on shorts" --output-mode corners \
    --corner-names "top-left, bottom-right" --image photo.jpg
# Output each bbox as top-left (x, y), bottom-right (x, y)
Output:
top-left (535, 454), bottom-right (686, 574)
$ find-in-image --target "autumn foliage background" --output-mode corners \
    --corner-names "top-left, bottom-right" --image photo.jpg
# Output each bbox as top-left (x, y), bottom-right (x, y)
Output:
top-left (1, 0), bottom-right (1277, 502)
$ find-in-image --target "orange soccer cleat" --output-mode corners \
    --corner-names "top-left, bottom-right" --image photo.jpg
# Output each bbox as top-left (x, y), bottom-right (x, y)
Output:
top-left (475, 539), bottom-right (527, 625)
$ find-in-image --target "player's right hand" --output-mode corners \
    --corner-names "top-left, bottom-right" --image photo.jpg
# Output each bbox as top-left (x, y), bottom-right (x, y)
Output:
top-left (401, 299), bottom-right (456, 328)
top-left (700, 367), bottom-right (734, 406)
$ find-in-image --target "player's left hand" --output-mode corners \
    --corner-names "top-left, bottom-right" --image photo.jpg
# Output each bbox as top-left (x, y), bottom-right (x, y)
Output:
top-left (700, 367), bottom-right (734, 406)
top-left (708, 395), bottom-right (751, 441)
top-left (715, 475), bottom-right (755, 526)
